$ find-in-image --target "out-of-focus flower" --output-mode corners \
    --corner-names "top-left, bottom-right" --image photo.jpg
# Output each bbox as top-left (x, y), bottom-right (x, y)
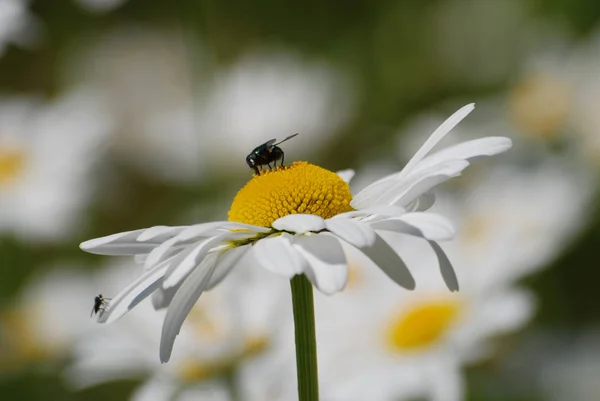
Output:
top-left (0, 88), bottom-right (112, 242)
top-left (0, 264), bottom-right (128, 370)
top-left (79, 104), bottom-right (512, 362)
top-left (0, 0), bottom-right (38, 56)
top-left (504, 30), bottom-right (600, 168)
top-left (73, 0), bottom-right (127, 13)
top-left (194, 51), bottom-right (354, 171)
top-left (64, 28), bottom-right (203, 183)
top-left (66, 28), bottom-right (354, 181)
top-left (313, 237), bottom-right (535, 401)
top-left (66, 260), bottom-right (291, 401)
top-left (507, 50), bottom-right (575, 140)
top-left (435, 162), bottom-right (592, 289)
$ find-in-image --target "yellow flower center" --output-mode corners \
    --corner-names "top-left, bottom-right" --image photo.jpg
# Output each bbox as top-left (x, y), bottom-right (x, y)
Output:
top-left (228, 162), bottom-right (353, 227)
top-left (386, 298), bottom-right (461, 352)
top-left (0, 148), bottom-right (26, 186)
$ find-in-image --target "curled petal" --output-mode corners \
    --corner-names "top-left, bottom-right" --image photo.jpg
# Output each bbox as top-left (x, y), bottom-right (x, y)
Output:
top-left (272, 214), bottom-right (326, 234)
top-left (294, 234), bottom-right (348, 295)
top-left (253, 234), bottom-right (307, 278)
top-left (336, 169), bottom-right (355, 183)
top-left (325, 218), bottom-right (376, 247)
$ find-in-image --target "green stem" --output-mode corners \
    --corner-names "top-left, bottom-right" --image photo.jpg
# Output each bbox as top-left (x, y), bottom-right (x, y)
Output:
top-left (290, 274), bottom-right (319, 401)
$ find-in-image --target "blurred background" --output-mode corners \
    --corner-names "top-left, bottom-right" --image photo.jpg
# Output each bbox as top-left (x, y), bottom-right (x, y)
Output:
top-left (1, 0), bottom-right (600, 400)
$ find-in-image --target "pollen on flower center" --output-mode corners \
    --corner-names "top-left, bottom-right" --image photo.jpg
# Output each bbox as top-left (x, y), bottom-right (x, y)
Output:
top-left (228, 161), bottom-right (353, 227)
top-left (0, 148), bottom-right (26, 186)
top-left (386, 299), bottom-right (461, 351)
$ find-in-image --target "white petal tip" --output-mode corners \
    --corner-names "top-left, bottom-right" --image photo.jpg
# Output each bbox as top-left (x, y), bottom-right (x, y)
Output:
top-left (336, 169), bottom-right (356, 184)
top-left (272, 214), bottom-right (326, 234)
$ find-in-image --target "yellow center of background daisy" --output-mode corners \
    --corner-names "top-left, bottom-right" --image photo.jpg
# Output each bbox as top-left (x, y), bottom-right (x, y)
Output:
top-left (0, 149), bottom-right (26, 186)
top-left (386, 299), bottom-right (461, 351)
top-left (228, 161), bottom-right (353, 227)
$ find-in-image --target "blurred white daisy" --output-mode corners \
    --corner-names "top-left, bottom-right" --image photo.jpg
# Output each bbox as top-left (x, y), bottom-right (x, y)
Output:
top-left (65, 28), bottom-right (354, 181)
top-left (435, 161), bottom-right (592, 290)
top-left (195, 50), bottom-right (354, 171)
top-left (0, 0), bottom-right (38, 56)
top-left (0, 262), bottom-right (130, 370)
top-left (503, 29), bottom-right (600, 168)
top-left (313, 236), bottom-right (535, 401)
top-left (66, 259), bottom-right (291, 401)
top-left (79, 104), bottom-right (512, 362)
top-left (0, 88), bottom-right (112, 242)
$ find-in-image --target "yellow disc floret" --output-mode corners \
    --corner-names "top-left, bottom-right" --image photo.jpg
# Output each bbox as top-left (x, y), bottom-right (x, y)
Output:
top-left (228, 162), bottom-right (353, 227)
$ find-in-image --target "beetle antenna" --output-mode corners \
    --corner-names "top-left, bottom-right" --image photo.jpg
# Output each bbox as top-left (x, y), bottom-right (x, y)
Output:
top-left (274, 133), bottom-right (299, 146)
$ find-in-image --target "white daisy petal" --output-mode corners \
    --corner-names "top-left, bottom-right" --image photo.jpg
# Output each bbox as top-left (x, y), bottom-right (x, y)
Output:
top-left (333, 205), bottom-right (407, 220)
top-left (253, 234), bottom-right (307, 278)
top-left (99, 256), bottom-right (176, 324)
top-left (175, 221), bottom-right (269, 241)
top-left (293, 234), bottom-right (348, 295)
top-left (325, 218), bottom-right (376, 247)
top-left (159, 253), bottom-right (219, 363)
top-left (358, 233), bottom-right (415, 290)
top-left (205, 245), bottom-right (251, 290)
top-left (272, 214), bottom-right (326, 234)
top-left (336, 169), bottom-right (355, 183)
top-left (136, 226), bottom-right (187, 242)
top-left (413, 136), bottom-right (513, 174)
top-left (351, 104), bottom-right (478, 209)
top-left (142, 222), bottom-right (256, 270)
top-left (161, 238), bottom-right (217, 289)
top-left (399, 103), bottom-right (475, 177)
top-left (379, 160), bottom-right (470, 207)
top-left (80, 230), bottom-right (158, 255)
top-left (371, 213), bottom-right (455, 241)
top-left (143, 236), bottom-right (183, 271)
top-left (428, 240), bottom-right (459, 292)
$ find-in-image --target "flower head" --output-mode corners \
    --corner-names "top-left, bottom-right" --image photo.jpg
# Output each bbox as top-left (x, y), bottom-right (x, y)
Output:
top-left (0, 89), bottom-right (111, 241)
top-left (80, 103), bottom-right (512, 362)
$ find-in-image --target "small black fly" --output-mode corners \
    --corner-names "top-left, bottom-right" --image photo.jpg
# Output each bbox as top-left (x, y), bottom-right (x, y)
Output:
top-left (246, 133), bottom-right (299, 175)
top-left (90, 294), bottom-right (110, 317)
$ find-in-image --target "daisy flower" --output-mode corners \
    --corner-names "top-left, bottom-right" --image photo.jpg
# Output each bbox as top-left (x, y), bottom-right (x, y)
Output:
top-left (435, 161), bottom-right (592, 290)
top-left (80, 103), bottom-right (512, 362)
top-left (0, 89), bottom-right (111, 241)
top-left (313, 235), bottom-right (535, 401)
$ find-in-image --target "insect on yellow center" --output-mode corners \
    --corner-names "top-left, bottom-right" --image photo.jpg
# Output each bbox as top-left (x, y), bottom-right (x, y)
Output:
top-left (228, 161), bottom-right (354, 227)
top-left (0, 148), bottom-right (26, 186)
top-left (386, 298), bottom-right (461, 352)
